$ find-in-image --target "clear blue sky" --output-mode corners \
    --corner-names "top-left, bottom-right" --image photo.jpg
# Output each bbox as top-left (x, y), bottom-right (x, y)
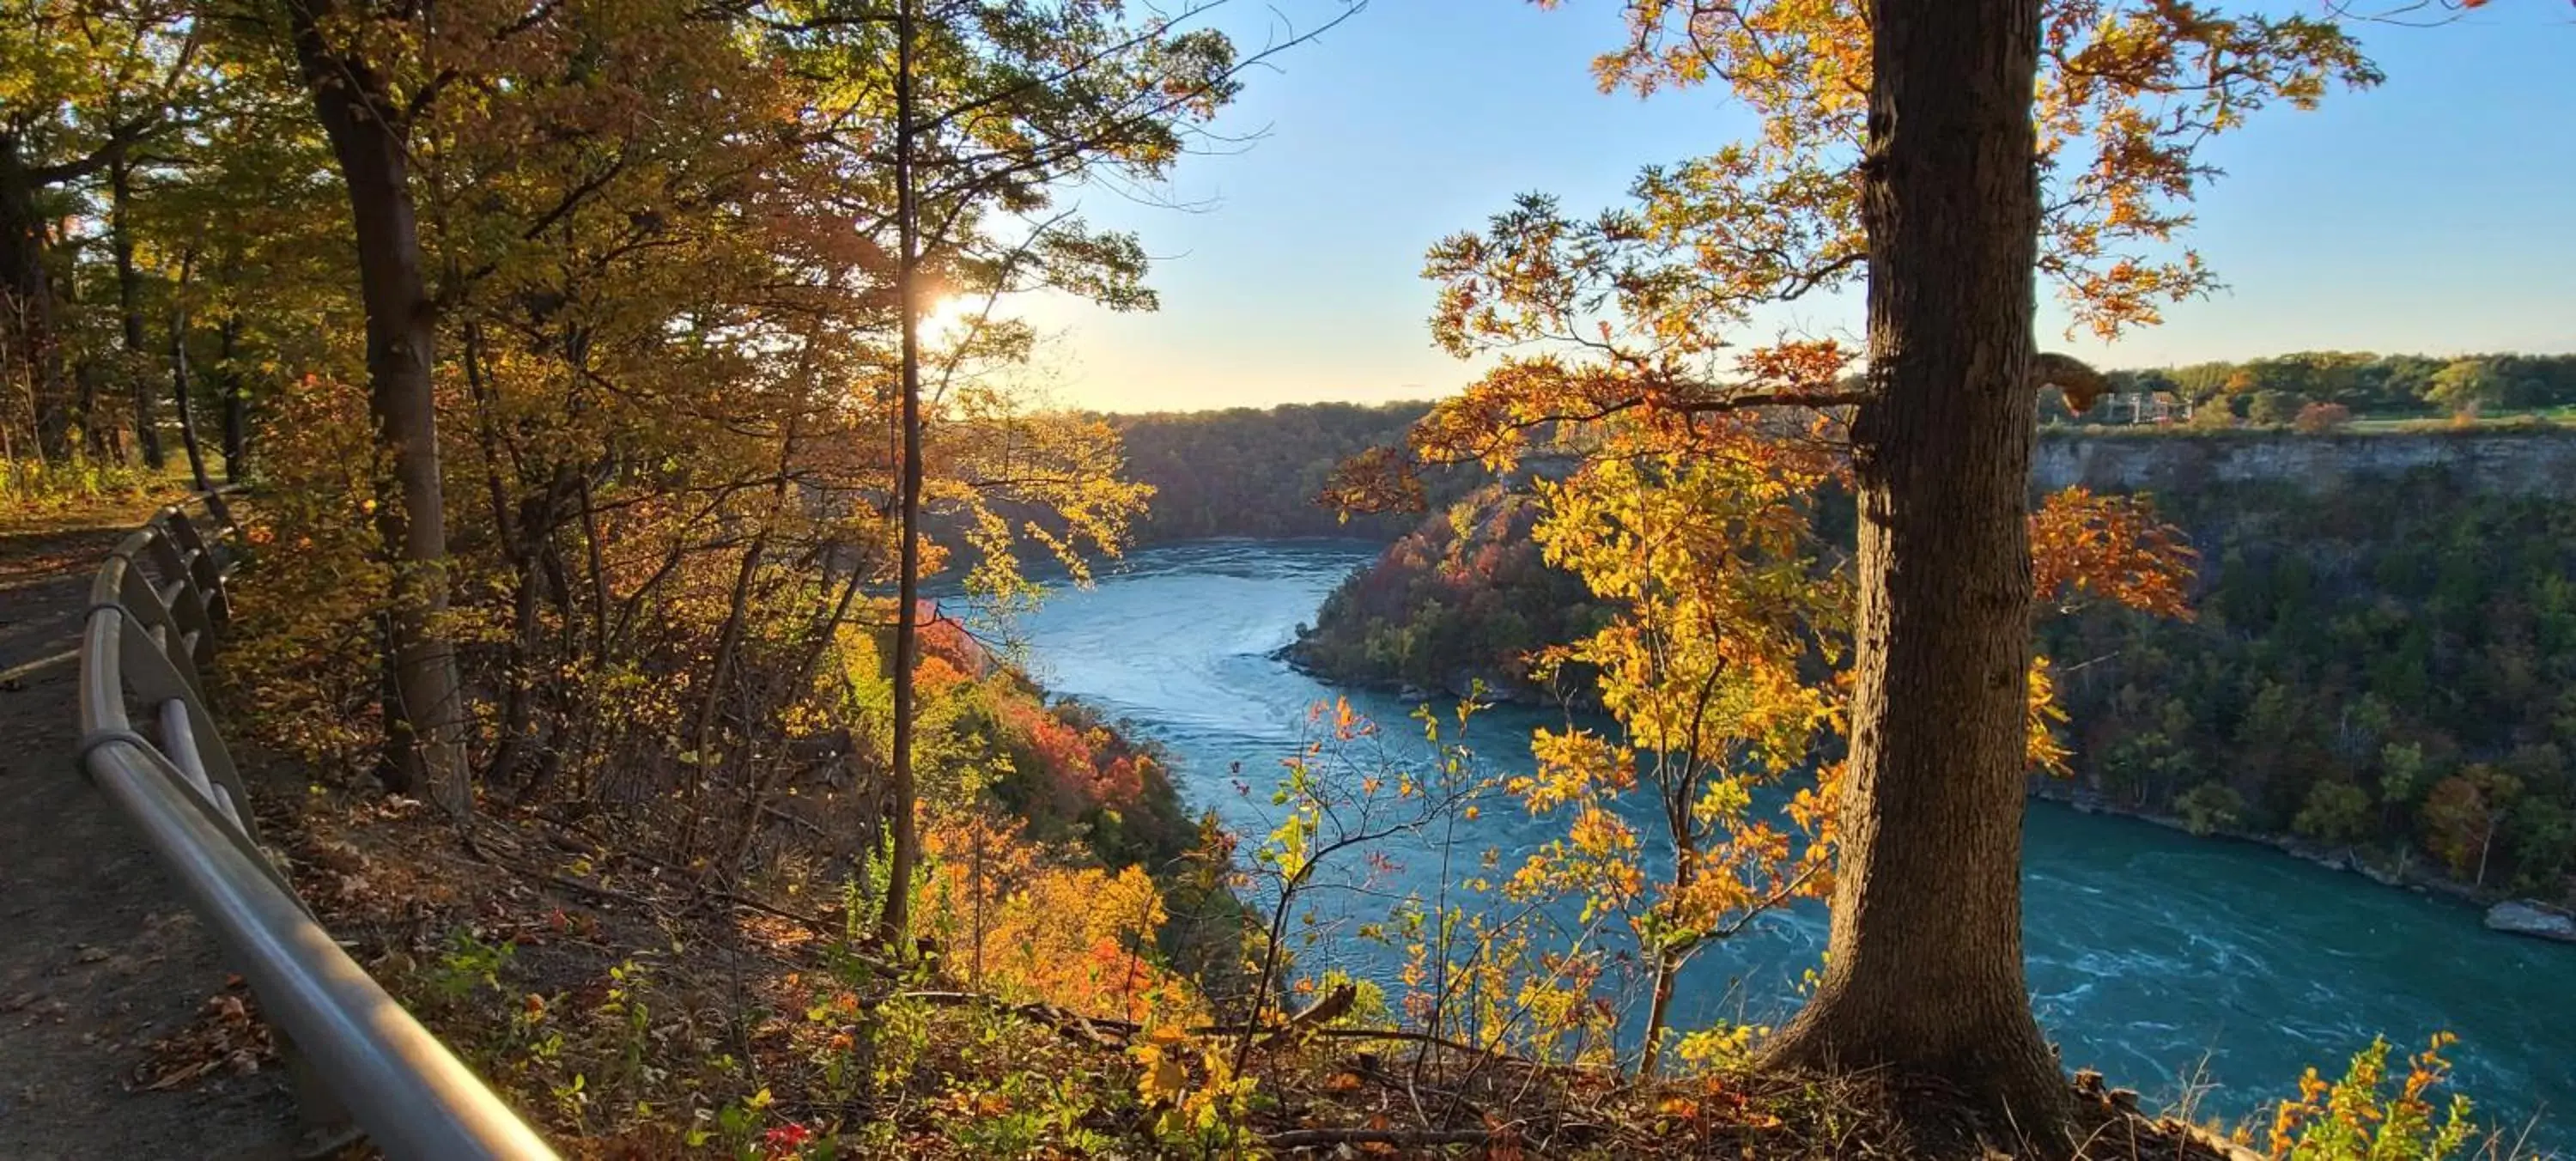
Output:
top-left (1015, 0), bottom-right (2576, 413)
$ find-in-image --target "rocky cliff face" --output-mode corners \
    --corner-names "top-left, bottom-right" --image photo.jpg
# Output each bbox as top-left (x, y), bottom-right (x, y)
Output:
top-left (2033, 429), bottom-right (2576, 498)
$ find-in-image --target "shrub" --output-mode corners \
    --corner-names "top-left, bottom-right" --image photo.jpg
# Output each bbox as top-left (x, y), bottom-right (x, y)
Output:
top-left (2293, 781), bottom-right (2374, 847)
top-left (0, 453), bottom-right (163, 513)
top-left (2176, 782), bottom-right (2245, 836)
top-left (2293, 402), bottom-right (2354, 434)
top-left (2263, 1034), bottom-right (2476, 1160)
top-left (2251, 391), bottom-right (2304, 425)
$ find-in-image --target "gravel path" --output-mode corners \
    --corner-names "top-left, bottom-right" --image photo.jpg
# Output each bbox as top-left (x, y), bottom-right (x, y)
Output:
top-left (0, 508), bottom-right (302, 1159)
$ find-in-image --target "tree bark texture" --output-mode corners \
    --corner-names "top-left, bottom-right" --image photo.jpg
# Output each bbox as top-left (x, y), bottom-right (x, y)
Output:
top-left (289, 0), bottom-right (472, 817)
top-left (1761, 0), bottom-right (2069, 1145)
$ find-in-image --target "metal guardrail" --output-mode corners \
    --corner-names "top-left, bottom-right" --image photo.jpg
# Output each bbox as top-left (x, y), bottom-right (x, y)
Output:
top-left (74, 489), bottom-right (558, 1160)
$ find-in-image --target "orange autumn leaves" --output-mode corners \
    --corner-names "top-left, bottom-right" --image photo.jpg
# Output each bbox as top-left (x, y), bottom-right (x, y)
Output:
top-left (995, 699), bottom-right (1154, 817)
top-left (901, 622), bottom-right (1194, 1026)
top-left (911, 617), bottom-right (1157, 819)
top-left (1415, 412), bottom-right (2194, 1059)
top-left (2031, 486), bottom-right (2196, 620)
top-left (2027, 487), bottom-right (2198, 774)
top-left (919, 812), bottom-right (1200, 1024)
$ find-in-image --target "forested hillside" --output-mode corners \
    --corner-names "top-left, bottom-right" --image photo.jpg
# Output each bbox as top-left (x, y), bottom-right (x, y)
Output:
top-left (1288, 484), bottom-right (1603, 699)
top-left (1102, 352), bottom-right (2576, 554)
top-left (1105, 402), bottom-right (1449, 542)
top-left (2043, 468), bottom-right (2576, 903)
top-left (1302, 431), bottom-right (2576, 911)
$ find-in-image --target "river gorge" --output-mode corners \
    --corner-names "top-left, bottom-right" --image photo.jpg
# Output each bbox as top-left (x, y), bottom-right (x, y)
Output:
top-left (1005, 538), bottom-right (2574, 1148)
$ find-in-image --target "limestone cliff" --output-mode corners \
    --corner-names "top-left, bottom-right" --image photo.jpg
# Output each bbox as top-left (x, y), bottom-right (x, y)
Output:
top-left (2033, 428), bottom-right (2576, 498)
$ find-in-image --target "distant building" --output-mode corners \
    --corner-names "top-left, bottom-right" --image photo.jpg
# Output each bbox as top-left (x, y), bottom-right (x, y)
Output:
top-left (2109, 390), bottom-right (2190, 425)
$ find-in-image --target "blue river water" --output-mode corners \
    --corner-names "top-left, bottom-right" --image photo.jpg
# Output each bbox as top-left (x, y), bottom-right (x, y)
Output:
top-left (998, 538), bottom-right (2573, 1146)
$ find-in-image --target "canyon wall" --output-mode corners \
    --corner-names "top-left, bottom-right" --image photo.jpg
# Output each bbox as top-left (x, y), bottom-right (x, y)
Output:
top-left (2034, 429), bottom-right (2576, 497)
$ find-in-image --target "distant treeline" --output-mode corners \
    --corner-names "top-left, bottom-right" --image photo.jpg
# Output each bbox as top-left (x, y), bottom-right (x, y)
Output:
top-left (1106, 402), bottom-right (1467, 543)
top-left (1101, 355), bottom-right (2576, 550)
top-left (2044, 350), bottom-right (2576, 424)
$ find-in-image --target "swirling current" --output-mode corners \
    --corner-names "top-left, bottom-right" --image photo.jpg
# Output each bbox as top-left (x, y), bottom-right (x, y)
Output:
top-left (995, 539), bottom-right (2571, 1146)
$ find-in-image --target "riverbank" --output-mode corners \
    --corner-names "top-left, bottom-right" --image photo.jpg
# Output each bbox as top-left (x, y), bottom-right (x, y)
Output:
top-left (1270, 641), bottom-right (1574, 710)
top-left (2030, 781), bottom-right (2576, 945)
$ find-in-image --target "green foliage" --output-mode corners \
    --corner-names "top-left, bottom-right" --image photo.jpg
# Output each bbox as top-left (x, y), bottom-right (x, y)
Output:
top-left (0, 455), bottom-right (164, 510)
top-left (1107, 402), bottom-right (1461, 543)
top-left (2176, 782), bottom-right (2247, 836)
top-left (422, 927), bottom-right (518, 1007)
top-left (2428, 361), bottom-right (2507, 418)
top-left (2051, 351), bottom-right (2576, 428)
top-left (2042, 469), bottom-right (2576, 899)
top-left (2293, 781), bottom-right (2375, 847)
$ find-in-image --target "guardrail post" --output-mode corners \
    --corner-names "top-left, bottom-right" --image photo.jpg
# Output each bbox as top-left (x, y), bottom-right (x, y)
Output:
top-left (163, 508), bottom-right (234, 629)
top-left (143, 527), bottom-right (217, 673)
top-left (278, 1026), bottom-right (364, 1156)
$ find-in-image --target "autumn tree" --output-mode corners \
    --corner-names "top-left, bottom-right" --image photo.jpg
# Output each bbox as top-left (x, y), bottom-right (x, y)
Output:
top-left (2294, 780), bottom-right (2376, 846)
top-left (750, 0), bottom-right (1351, 944)
top-left (1750, 0), bottom-right (2069, 1109)
top-left (2427, 357), bottom-right (2503, 416)
top-left (2424, 764), bottom-right (2520, 885)
top-left (269, 0), bottom-right (542, 811)
top-left (1328, 0), bottom-right (2372, 1139)
top-left (1, 0), bottom-right (193, 461)
top-left (1510, 435), bottom-right (1845, 1077)
top-left (2294, 400), bottom-right (2355, 433)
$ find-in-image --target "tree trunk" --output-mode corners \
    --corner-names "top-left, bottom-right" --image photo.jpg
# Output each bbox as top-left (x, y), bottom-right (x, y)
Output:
top-left (67, 268), bottom-right (112, 460)
top-left (0, 133), bottom-right (72, 460)
top-left (1637, 787), bottom-right (1695, 1079)
top-left (878, 0), bottom-right (925, 947)
top-left (219, 315), bottom-right (246, 480)
top-left (75, 358), bottom-right (111, 459)
top-left (289, 0), bottom-right (472, 817)
top-left (1760, 0), bottom-right (2069, 1146)
top-left (170, 284), bottom-right (213, 492)
top-left (110, 154), bottom-right (163, 470)
top-left (1637, 949), bottom-right (1678, 1079)
top-left (718, 568), bottom-right (866, 878)
top-left (465, 323), bottom-right (556, 792)
top-left (685, 411), bottom-right (801, 855)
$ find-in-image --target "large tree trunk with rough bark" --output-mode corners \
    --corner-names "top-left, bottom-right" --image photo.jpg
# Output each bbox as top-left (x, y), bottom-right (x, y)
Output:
top-left (1760, 0), bottom-right (2068, 1146)
top-left (289, 0), bottom-right (472, 817)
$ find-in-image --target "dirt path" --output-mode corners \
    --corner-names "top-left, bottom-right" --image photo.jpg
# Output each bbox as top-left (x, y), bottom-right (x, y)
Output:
top-left (0, 506), bottom-right (302, 1159)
